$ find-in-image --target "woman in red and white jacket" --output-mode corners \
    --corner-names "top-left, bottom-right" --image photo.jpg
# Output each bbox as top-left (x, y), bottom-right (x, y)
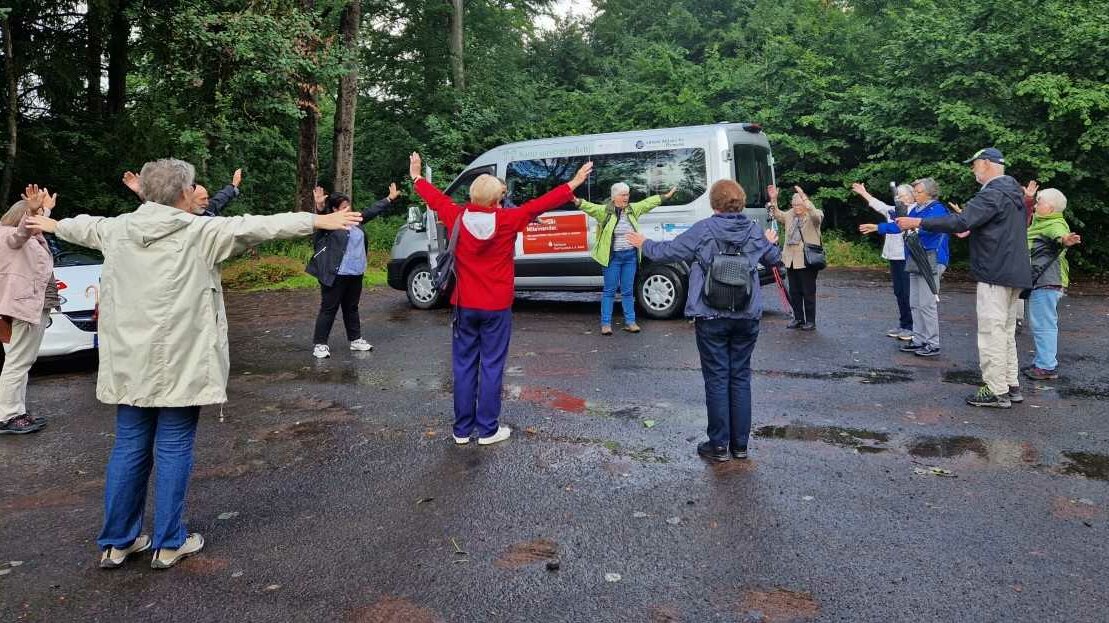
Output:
top-left (409, 153), bottom-right (593, 445)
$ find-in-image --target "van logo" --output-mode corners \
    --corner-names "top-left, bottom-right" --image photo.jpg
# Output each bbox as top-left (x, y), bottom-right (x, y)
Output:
top-left (635, 140), bottom-right (644, 150)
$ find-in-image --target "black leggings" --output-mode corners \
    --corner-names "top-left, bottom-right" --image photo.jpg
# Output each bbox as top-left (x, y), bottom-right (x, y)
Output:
top-left (787, 266), bottom-right (819, 323)
top-left (313, 275), bottom-right (362, 344)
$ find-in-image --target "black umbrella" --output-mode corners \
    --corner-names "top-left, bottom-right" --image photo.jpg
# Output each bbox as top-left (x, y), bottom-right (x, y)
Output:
top-left (903, 230), bottom-right (939, 300)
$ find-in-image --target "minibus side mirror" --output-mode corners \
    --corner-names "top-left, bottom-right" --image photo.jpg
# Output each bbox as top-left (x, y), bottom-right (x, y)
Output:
top-left (407, 206), bottom-right (426, 231)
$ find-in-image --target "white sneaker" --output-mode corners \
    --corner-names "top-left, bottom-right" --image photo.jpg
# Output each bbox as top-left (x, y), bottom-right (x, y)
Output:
top-left (312, 344), bottom-right (330, 359)
top-left (150, 533), bottom-right (204, 570)
top-left (453, 435), bottom-right (471, 445)
top-left (349, 338), bottom-right (373, 352)
top-left (477, 425), bottom-right (512, 446)
top-left (99, 534), bottom-right (151, 569)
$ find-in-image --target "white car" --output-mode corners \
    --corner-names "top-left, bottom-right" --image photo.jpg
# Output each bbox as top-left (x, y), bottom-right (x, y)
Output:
top-left (38, 250), bottom-right (101, 359)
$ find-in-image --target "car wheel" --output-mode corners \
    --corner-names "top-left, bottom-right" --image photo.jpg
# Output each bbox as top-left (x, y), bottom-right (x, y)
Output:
top-left (405, 261), bottom-right (447, 309)
top-left (637, 265), bottom-right (685, 319)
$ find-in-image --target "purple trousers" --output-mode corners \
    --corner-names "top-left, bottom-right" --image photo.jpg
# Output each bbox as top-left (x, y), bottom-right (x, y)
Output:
top-left (452, 307), bottom-right (513, 438)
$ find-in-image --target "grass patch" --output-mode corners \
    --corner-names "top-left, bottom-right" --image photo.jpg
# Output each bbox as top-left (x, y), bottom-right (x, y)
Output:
top-left (820, 229), bottom-right (886, 268)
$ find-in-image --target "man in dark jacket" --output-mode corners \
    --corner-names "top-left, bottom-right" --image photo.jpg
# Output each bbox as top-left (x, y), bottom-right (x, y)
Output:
top-left (896, 147), bottom-right (1033, 409)
top-left (123, 168), bottom-right (243, 216)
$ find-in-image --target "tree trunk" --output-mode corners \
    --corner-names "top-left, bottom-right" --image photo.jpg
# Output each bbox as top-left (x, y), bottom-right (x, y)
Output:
top-left (447, 0), bottom-right (464, 91)
top-left (86, 0), bottom-right (103, 116)
top-left (105, 0), bottom-right (129, 115)
top-left (1, 14), bottom-right (18, 205)
top-left (331, 1), bottom-right (360, 198)
top-left (295, 0), bottom-right (319, 212)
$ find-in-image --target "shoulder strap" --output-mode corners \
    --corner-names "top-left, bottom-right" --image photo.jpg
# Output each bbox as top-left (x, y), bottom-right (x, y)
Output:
top-left (447, 213), bottom-right (463, 250)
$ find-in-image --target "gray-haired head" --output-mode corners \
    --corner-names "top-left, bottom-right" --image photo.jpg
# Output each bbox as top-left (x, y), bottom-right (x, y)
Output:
top-left (895, 184), bottom-right (915, 206)
top-left (610, 182), bottom-right (630, 199)
top-left (140, 158), bottom-right (196, 207)
top-left (912, 177), bottom-right (939, 199)
top-left (1037, 188), bottom-right (1067, 213)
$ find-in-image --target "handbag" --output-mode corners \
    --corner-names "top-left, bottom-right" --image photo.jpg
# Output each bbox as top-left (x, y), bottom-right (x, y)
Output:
top-left (432, 214), bottom-right (463, 292)
top-left (797, 223), bottom-right (826, 271)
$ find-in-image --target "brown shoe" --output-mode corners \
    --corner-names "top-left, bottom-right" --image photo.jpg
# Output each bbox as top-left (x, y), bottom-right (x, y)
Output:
top-left (600, 325), bottom-right (613, 336)
top-left (623, 324), bottom-right (641, 333)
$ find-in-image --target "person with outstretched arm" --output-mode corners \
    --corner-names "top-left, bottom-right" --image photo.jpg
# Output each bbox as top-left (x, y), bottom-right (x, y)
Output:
top-left (627, 179), bottom-right (781, 463)
top-left (123, 168), bottom-right (243, 216)
top-left (409, 152), bottom-right (593, 446)
top-left (25, 158), bottom-right (361, 571)
top-left (896, 147), bottom-right (1032, 408)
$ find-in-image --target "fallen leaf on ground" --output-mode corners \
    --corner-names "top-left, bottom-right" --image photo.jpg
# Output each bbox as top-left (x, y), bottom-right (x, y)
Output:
top-left (416, 497), bottom-right (435, 505)
top-left (217, 511), bottom-right (239, 520)
top-left (633, 511), bottom-right (648, 518)
top-left (605, 573), bottom-right (622, 582)
top-left (642, 420), bottom-right (656, 429)
top-left (666, 516), bottom-right (682, 525)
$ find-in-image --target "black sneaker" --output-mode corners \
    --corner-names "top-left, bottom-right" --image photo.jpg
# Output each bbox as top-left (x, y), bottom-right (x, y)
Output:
top-left (0, 414), bottom-right (46, 435)
top-left (799, 322), bottom-right (816, 331)
top-left (1008, 386), bottom-right (1024, 403)
top-left (697, 441), bottom-right (730, 462)
top-left (900, 342), bottom-right (924, 353)
top-left (965, 385), bottom-right (1011, 409)
top-left (786, 320), bottom-right (803, 329)
top-left (915, 345), bottom-right (941, 357)
top-left (730, 445), bottom-right (749, 459)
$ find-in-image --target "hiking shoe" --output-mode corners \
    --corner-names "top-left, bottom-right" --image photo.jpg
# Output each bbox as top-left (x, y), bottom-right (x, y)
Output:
top-left (1008, 386), bottom-right (1024, 403)
top-left (600, 325), bottom-right (613, 336)
top-left (1024, 367), bottom-right (1058, 381)
top-left (452, 434), bottom-right (471, 445)
top-left (477, 426), bottom-right (512, 446)
top-left (886, 327), bottom-right (902, 338)
top-left (896, 329), bottom-right (914, 341)
top-left (623, 323), bottom-right (641, 333)
top-left (799, 322), bottom-right (816, 331)
top-left (99, 535), bottom-right (152, 569)
top-left (151, 533), bottom-right (204, 570)
top-left (786, 320), bottom-right (803, 329)
top-left (730, 445), bottom-right (749, 460)
top-left (915, 345), bottom-right (941, 357)
top-left (965, 386), bottom-right (1011, 409)
top-left (0, 414), bottom-right (45, 435)
top-left (312, 344), bottom-right (330, 359)
top-left (899, 342), bottom-right (924, 353)
top-left (697, 441), bottom-right (730, 463)
top-left (349, 338), bottom-right (373, 352)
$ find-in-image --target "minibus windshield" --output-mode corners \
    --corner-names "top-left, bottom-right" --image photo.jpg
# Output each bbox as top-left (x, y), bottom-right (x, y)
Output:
top-left (733, 144), bottom-right (772, 209)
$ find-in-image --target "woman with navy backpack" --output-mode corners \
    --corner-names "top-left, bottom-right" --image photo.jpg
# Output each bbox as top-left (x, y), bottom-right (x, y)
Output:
top-left (307, 184), bottom-right (399, 358)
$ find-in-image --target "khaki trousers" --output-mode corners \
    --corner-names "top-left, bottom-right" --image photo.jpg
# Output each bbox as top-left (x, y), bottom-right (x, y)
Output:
top-left (976, 283), bottom-right (1020, 395)
top-left (0, 310), bottom-right (49, 422)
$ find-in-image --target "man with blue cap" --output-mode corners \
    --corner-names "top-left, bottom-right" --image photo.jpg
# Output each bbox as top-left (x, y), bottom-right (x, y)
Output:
top-left (896, 147), bottom-right (1032, 408)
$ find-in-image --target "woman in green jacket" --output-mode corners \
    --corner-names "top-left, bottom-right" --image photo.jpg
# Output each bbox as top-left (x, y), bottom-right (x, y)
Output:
top-left (575, 183), bottom-right (676, 335)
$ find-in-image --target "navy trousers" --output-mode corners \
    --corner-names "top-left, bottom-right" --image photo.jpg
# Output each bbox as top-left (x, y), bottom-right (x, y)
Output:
top-left (694, 317), bottom-right (760, 450)
top-left (890, 259), bottom-right (912, 331)
top-left (452, 307), bottom-right (513, 438)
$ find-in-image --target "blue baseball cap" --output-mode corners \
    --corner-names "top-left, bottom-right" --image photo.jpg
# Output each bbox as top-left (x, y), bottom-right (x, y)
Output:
top-left (962, 147), bottom-right (1005, 165)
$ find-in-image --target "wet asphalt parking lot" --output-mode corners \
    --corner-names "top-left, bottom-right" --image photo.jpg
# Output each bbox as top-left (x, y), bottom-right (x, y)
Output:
top-left (2, 269), bottom-right (1108, 622)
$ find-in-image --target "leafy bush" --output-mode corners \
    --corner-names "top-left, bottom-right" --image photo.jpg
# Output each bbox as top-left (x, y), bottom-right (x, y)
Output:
top-left (221, 256), bottom-right (302, 290)
top-left (820, 230), bottom-right (886, 268)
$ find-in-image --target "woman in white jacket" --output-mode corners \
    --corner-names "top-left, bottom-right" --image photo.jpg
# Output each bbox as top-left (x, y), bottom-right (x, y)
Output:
top-left (852, 182), bottom-right (914, 340)
top-left (26, 158), bottom-right (361, 570)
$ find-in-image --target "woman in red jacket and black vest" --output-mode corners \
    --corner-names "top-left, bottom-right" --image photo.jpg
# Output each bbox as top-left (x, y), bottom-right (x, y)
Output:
top-left (410, 153), bottom-right (593, 445)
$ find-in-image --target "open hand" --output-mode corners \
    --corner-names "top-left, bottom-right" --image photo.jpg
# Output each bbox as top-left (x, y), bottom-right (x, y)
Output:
top-left (122, 171), bottom-right (143, 198)
top-left (21, 184), bottom-right (44, 211)
top-left (313, 185), bottom-right (327, 212)
top-left (663, 186), bottom-right (677, 200)
top-left (767, 184), bottom-right (779, 205)
top-left (1023, 180), bottom-right (1038, 199)
top-left (314, 208), bottom-right (362, 231)
top-left (409, 152), bottom-right (423, 180)
top-left (850, 182), bottom-right (868, 197)
top-left (24, 214), bottom-right (58, 234)
top-left (1062, 232), bottom-right (1081, 247)
top-left (948, 202), bottom-right (962, 214)
top-left (41, 189), bottom-right (57, 215)
top-left (568, 161), bottom-right (594, 190)
top-left (764, 228), bottom-right (779, 245)
top-left (859, 223), bottom-right (878, 235)
top-left (232, 168), bottom-right (243, 188)
top-left (625, 231), bottom-right (647, 248)
top-left (388, 182), bottom-right (402, 201)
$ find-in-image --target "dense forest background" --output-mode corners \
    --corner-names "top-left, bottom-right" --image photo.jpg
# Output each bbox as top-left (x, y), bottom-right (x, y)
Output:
top-left (2, 1), bottom-right (1106, 271)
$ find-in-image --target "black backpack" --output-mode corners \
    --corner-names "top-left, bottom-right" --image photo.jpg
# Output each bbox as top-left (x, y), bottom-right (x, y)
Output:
top-left (432, 214), bottom-right (463, 292)
top-left (699, 238), bottom-right (756, 312)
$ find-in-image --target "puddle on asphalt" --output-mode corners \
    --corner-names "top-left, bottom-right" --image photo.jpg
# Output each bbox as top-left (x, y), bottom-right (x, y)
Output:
top-left (908, 436), bottom-right (989, 460)
top-left (1060, 452), bottom-right (1109, 481)
top-left (757, 365), bottom-right (912, 384)
top-left (941, 369), bottom-right (980, 386)
top-left (1058, 386), bottom-right (1109, 400)
top-left (754, 423), bottom-right (891, 452)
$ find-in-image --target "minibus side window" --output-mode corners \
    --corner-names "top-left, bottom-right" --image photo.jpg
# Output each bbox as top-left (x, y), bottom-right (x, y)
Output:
top-left (732, 144), bottom-right (771, 209)
top-left (507, 148), bottom-right (707, 208)
top-left (445, 166), bottom-right (497, 205)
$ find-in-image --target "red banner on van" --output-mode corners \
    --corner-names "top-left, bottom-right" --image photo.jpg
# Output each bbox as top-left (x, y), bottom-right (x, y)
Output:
top-left (522, 213), bottom-right (588, 254)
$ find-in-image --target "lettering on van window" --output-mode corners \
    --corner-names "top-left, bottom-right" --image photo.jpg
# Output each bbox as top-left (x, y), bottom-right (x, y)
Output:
top-left (507, 148), bottom-right (707, 209)
top-left (522, 214), bottom-right (588, 254)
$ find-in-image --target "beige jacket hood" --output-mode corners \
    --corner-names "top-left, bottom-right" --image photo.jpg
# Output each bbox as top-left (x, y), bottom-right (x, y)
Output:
top-left (55, 202), bottom-right (314, 407)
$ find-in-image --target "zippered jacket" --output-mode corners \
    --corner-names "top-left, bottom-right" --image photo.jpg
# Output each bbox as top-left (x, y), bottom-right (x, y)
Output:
top-left (577, 195), bottom-right (663, 266)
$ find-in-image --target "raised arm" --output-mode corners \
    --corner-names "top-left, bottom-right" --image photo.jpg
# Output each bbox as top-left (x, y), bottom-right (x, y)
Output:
top-left (914, 190), bottom-right (1001, 234)
top-left (198, 209), bottom-right (361, 265)
top-left (410, 152), bottom-right (462, 225)
top-left (632, 224), bottom-right (702, 264)
top-left (629, 193), bottom-right (664, 218)
top-left (42, 214), bottom-right (110, 250)
top-left (513, 161), bottom-right (594, 225)
top-left (361, 183), bottom-right (401, 221)
top-left (767, 185), bottom-right (787, 224)
top-left (575, 198), bottom-right (608, 221)
top-left (206, 185), bottom-right (240, 216)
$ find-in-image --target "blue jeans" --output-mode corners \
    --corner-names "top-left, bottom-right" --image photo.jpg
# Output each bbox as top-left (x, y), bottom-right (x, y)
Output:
top-left (452, 307), bottom-right (513, 438)
top-left (694, 317), bottom-right (760, 449)
top-left (601, 249), bottom-right (638, 326)
top-left (1029, 288), bottom-right (1063, 370)
top-left (97, 405), bottom-right (200, 551)
top-left (890, 259), bottom-right (912, 330)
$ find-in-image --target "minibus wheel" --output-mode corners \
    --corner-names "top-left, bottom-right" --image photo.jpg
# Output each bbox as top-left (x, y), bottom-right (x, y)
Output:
top-left (405, 261), bottom-right (446, 309)
top-left (637, 265), bottom-right (685, 319)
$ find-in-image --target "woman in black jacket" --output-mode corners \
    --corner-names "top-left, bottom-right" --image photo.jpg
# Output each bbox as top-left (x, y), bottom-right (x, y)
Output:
top-left (307, 184), bottom-right (399, 358)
